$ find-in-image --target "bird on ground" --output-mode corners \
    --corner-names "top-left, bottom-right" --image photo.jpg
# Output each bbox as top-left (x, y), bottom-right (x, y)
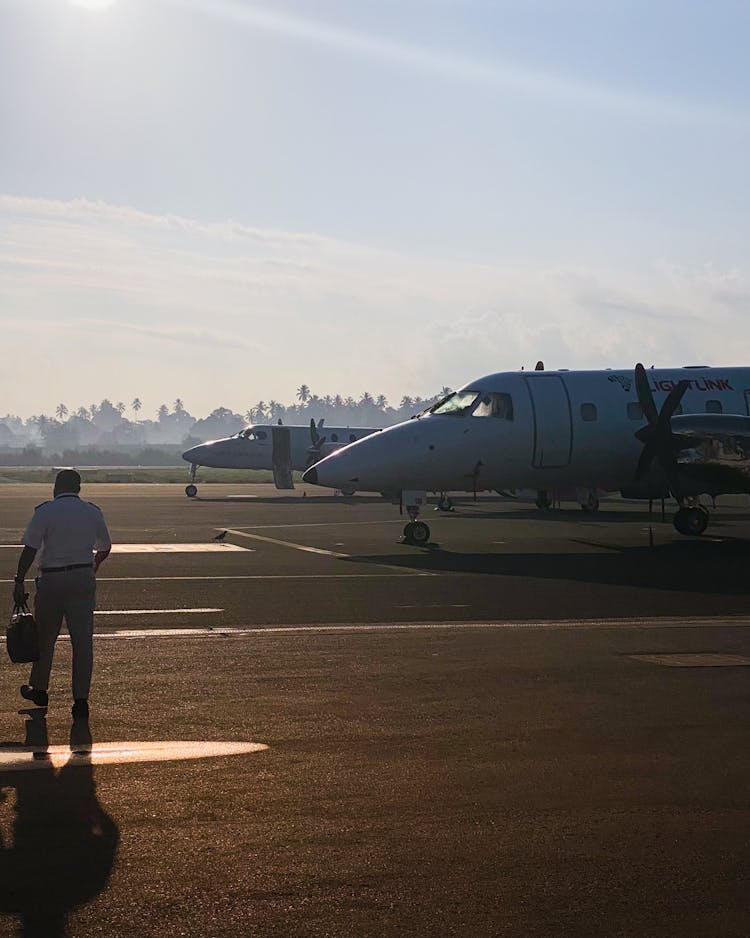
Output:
top-left (212, 530), bottom-right (228, 542)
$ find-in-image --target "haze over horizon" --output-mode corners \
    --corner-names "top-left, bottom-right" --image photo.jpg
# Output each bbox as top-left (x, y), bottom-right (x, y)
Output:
top-left (3, 0), bottom-right (750, 417)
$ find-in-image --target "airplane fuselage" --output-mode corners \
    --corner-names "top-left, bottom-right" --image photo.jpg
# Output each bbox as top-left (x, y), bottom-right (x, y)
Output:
top-left (304, 367), bottom-right (750, 495)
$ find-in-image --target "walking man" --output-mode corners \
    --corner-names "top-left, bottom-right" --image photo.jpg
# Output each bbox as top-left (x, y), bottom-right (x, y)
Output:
top-left (13, 470), bottom-right (111, 720)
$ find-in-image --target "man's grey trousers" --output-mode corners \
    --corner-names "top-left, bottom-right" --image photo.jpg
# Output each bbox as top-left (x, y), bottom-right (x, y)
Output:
top-left (31, 568), bottom-right (96, 700)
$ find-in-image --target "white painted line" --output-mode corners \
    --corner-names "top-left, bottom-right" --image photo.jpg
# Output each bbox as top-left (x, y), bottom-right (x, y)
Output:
top-left (0, 740), bottom-right (267, 772)
top-left (95, 608), bottom-right (223, 616)
top-left (86, 615), bottom-right (750, 638)
top-left (222, 528), bottom-right (438, 575)
top-left (627, 653), bottom-right (750, 667)
top-left (1, 573), bottom-right (436, 582)
top-left (222, 527), bottom-right (348, 558)
top-left (111, 543), bottom-right (252, 553)
top-left (228, 520), bottom-right (405, 530)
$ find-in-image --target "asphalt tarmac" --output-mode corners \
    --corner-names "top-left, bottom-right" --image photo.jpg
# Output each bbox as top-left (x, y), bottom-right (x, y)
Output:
top-left (0, 484), bottom-right (749, 937)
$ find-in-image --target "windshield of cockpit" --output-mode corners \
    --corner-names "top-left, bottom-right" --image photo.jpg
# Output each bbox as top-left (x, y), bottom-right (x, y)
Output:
top-left (419, 390), bottom-right (514, 420)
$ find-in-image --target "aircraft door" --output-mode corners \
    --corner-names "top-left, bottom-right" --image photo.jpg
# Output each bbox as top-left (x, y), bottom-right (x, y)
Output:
top-left (524, 375), bottom-right (573, 468)
top-left (271, 426), bottom-right (294, 490)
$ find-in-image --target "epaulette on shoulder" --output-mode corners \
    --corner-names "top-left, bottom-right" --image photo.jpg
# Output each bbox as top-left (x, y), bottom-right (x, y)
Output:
top-left (34, 500), bottom-right (51, 510)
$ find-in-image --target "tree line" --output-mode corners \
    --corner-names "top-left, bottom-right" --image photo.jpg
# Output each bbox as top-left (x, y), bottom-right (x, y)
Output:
top-left (0, 386), bottom-right (453, 452)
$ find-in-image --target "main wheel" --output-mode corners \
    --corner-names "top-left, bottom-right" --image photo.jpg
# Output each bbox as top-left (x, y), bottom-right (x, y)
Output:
top-left (535, 491), bottom-right (551, 510)
top-left (580, 496), bottom-right (600, 513)
top-left (674, 506), bottom-right (708, 536)
top-left (185, 484), bottom-right (198, 498)
top-left (404, 521), bottom-right (431, 545)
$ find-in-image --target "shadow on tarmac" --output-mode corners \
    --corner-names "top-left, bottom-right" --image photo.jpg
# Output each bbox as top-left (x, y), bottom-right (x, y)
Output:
top-left (346, 537), bottom-right (750, 594)
top-left (0, 711), bottom-right (119, 938)
top-left (193, 494), bottom-right (386, 505)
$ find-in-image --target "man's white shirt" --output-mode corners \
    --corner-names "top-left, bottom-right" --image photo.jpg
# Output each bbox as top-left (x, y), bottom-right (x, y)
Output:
top-left (22, 494), bottom-right (112, 568)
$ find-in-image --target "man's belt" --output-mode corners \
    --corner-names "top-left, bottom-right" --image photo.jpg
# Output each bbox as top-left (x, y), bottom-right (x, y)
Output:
top-left (40, 563), bottom-right (94, 573)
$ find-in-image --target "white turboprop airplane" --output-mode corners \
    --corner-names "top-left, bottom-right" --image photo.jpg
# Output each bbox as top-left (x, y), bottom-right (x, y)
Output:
top-left (181, 420), bottom-right (379, 496)
top-left (302, 364), bottom-right (750, 544)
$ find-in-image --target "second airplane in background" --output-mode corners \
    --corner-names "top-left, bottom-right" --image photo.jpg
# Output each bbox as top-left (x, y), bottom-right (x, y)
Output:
top-left (182, 419), bottom-right (379, 496)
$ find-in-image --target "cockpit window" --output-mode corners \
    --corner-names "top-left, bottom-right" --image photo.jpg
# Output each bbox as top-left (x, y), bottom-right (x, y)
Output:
top-left (240, 429), bottom-right (268, 441)
top-left (430, 390), bottom-right (480, 416)
top-left (472, 392), bottom-right (513, 420)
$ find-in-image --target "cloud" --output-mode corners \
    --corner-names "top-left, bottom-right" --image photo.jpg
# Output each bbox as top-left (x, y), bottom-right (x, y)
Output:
top-left (165, 0), bottom-right (744, 128)
top-left (1, 194), bottom-right (749, 415)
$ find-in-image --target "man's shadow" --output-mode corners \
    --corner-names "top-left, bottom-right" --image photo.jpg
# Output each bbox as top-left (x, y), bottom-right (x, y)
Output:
top-left (0, 711), bottom-right (119, 937)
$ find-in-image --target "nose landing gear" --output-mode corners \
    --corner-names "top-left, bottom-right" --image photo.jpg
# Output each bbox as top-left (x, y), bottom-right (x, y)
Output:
top-left (401, 491), bottom-right (431, 545)
top-left (185, 464), bottom-right (198, 498)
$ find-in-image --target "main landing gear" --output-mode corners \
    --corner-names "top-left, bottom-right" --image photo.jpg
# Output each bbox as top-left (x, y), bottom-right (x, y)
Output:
top-left (673, 502), bottom-right (709, 536)
top-left (185, 464), bottom-right (198, 498)
top-left (401, 491), bottom-right (431, 545)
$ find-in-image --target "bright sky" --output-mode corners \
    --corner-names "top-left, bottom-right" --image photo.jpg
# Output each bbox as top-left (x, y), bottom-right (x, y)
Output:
top-left (2, 0), bottom-right (750, 417)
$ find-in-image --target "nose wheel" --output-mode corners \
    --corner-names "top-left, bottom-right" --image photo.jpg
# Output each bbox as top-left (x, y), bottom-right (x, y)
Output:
top-left (185, 464), bottom-right (198, 498)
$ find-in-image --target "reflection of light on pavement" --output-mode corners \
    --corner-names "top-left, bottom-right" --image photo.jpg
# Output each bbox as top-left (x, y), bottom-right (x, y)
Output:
top-left (0, 741), bottom-right (267, 772)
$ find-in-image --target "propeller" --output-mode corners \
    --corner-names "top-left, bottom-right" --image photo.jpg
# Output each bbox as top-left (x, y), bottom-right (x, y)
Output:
top-left (307, 418), bottom-right (328, 463)
top-left (633, 363), bottom-right (688, 499)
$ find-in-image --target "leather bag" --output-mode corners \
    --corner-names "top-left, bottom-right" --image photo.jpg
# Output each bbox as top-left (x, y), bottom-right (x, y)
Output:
top-left (7, 603), bottom-right (40, 663)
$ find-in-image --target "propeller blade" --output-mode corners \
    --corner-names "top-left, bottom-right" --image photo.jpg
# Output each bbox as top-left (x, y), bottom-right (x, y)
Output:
top-left (309, 418), bottom-right (319, 446)
top-left (634, 363), bottom-right (658, 425)
top-left (635, 440), bottom-right (657, 480)
top-left (658, 380), bottom-right (689, 427)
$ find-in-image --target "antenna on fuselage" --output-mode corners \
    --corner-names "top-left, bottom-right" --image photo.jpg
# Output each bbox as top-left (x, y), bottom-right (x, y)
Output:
top-left (535, 361), bottom-right (545, 371)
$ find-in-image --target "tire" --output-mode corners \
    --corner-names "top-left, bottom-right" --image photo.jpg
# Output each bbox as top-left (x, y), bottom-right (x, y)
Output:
top-left (580, 497), bottom-right (600, 513)
top-left (674, 507), bottom-right (708, 536)
top-left (535, 491), bottom-right (551, 510)
top-left (404, 521), bottom-right (431, 545)
top-left (185, 484), bottom-right (198, 498)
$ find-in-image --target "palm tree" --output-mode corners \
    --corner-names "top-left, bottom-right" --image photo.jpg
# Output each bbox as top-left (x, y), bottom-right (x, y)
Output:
top-left (89, 404), bottom-right (98, 418)
top-left (296, 385), bottom-right (311, 404)
top-left (244, 409), bottom-right (254, 425)
top-left (375, 394), bottom-right (388, 410)
top-left (157, 404), bottom-right (169, 421)
top-left (400, 396), bottom-right (414, 411)
top-left (173, 398), bottom-right (185, 414)
top-left (76, 406), bottom-right (90, 421)
top-left (115, 401), bottom-right (126, 417)
top-left (55, 403), bottom-right (68, 421)
top-left (132, 398), bottom-right (142, 420)
top-left (359, 392), bottom-right (374, 407)
top-left (255, 401), bottom-right (267, 421)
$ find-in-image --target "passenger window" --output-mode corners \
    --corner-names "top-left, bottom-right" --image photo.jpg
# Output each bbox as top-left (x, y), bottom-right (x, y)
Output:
top-left (331, 433), bottom-right (339, 442)
top-left (706, 400), bottom-right (722, 414)
top-left (255, 430), bottom-right (267, 440)
top-left (472, 393), bottom-right (513, 420)
top-left (349, 434), bottom-right (356, 442)
top-left (627, 403), bottom-right (643, 420)
top-left (580, 403), bottom-right (597, 422)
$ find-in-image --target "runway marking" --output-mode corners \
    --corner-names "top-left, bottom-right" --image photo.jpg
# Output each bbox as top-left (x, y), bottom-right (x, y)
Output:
top-left (221, 528), bottom-right (438, 575)
top-left (627, 653), bottom-right (750, 667)
top-left (222, 528), bottom-right (348, 558)
top-left (227, 520), bottom-right (405, 530)
top-left (85, 615), bottom-right (750, 638)
top-left (0, 740), bottom-right (267, 772)
top-left (95, 608), bottom-right (223, 616)
top-left (1, 573), bottom-right (436, 582)
top-left (111, 543), bottom-right (253, 553)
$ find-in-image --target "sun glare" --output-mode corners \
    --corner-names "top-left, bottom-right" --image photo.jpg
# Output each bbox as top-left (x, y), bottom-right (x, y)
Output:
top-left (68, 0), bottom-right (117, 10)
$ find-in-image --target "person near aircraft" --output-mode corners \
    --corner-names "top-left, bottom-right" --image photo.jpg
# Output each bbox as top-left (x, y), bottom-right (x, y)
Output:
top-left (13, 469), bottom-right (112, 720)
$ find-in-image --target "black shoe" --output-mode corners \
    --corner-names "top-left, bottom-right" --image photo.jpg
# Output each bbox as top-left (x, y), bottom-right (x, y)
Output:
top-left (20, 685), bottom-right (48, 707)
top-left (72, 699), bottom-right (89, 721)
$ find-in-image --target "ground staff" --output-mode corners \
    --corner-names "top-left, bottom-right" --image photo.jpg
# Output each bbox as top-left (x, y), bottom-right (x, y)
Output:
top-left (13, 469), bottom-right (111, 721)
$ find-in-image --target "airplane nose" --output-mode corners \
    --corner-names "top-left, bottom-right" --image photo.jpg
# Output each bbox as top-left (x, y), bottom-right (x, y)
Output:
top-left (302, 467), bottom-right (317, 484)
top-left (182, 444), bottom-right (204, 462)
